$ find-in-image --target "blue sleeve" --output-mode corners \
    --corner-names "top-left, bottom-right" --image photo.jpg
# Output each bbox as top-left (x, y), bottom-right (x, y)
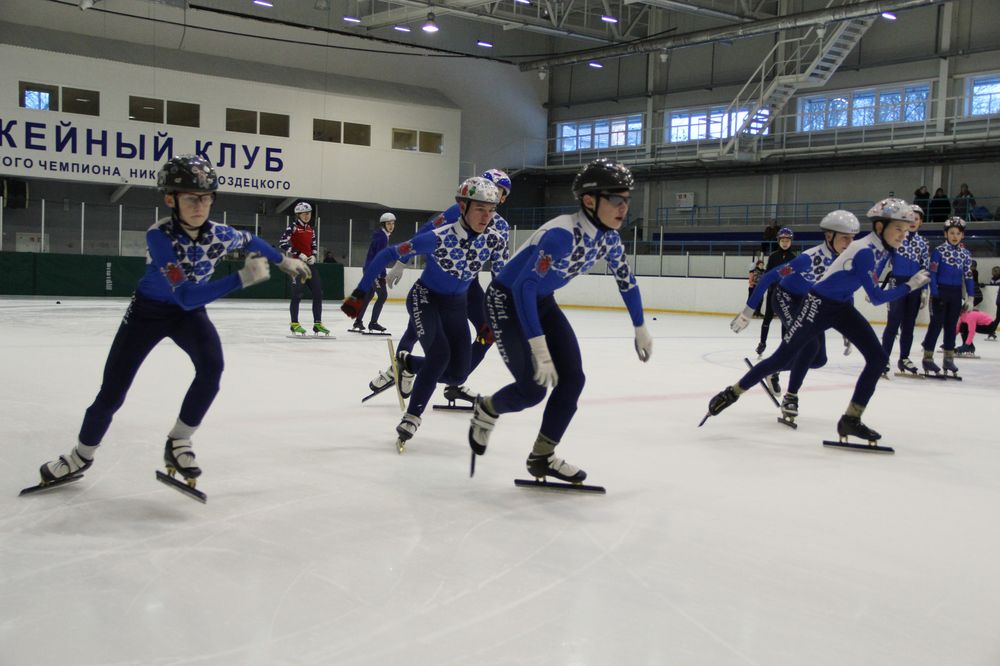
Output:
top-left (746, 256), bottom-right (802, 310)
top-left (355, 231), bottom-right (438, 293)
top-left (854, 250), bottom-right (908, 306)
top-left (245, 236), bottom-right (283, 263)
top-left (509, 229), bottom-right (574, 339)
top-left (964, 252), bottom-right (975, 297)
top-left (929, 249), bottom-right (941, 297)
top-left (146, 229), bottom-right (242, 310)
top-left (603, 238), bottom-right (644, 326)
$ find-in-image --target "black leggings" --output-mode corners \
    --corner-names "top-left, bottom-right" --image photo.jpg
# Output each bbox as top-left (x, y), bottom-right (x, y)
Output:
top-left (290, 266), bottom-right (323, 323)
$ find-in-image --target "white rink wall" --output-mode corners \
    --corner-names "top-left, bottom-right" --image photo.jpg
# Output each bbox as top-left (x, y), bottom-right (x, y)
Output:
top-left (344, 267), bottom-right (1000, 322)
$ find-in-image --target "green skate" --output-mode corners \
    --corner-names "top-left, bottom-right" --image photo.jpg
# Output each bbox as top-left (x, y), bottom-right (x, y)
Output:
top-left (312, 322), bottom-right (331, 336)
top-left (289, 322), bottom-right (307, 335)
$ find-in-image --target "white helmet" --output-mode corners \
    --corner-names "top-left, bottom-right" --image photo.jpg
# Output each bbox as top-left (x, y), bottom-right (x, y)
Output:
top-left (867, 197), bottom-right (914, 223)
top-left (456, 177), bottom-right (501, 205)
top-left (909, 203), bottom-right (925, 220)
top-left (819, 210), bottom-right (860, 234)
top-left (379, 212), bottom-right (396, 225)
top-left (294, 202), bottom-right (312, 214)
top-left (944, 216), bottom-right (966, 231)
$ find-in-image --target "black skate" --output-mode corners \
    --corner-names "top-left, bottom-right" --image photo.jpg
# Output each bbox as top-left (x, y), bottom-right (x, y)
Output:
top-left (987, 333), bottom-right (997, 341)
top-left (954, 345), bottom-right (979, 359)
top-left (515, 453), bottom-right (604, 493)
top-left (434, 384), bottom-right (476, 411)
top-left (393, 352), bottom-right (415, 400)
top-left (766, 373), bottom-right (781, 396)
top-left (349, 320), bottom-right (365, 334)
top-left (743, 358), bottom-right (780, 408)
top-left (941, 355), bottom-right (962, 380)
top-left (363, 368), bottom-right (396, 402)
top-left (893, 357), bottom-right (921, 379)
top-left (755, 341), bottom-right (766, 360)
top-left (778, 392), bottom-right (798, 429)
top-left (21, 449), bottom-right (92, 496)
top-left (155, 437), bottom-right (206, 502)
top-left (395, 413), bottom-right (421, 454)
top-left (823, 415), bottom-right (894, 454)
top-left (366, 322), bottom-right (390, 336)
top-left (880, 364), bottom-right (890, 380)
top-left (921, 356), bottom-right (946, 380)
top-left (468, 397), bottom-right (499, 477)
top-left (699, 386), bottom-right (740, 426)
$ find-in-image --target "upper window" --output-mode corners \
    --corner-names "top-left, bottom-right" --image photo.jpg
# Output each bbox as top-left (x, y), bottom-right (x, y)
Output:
top-left (556, 114), bottom-right (643, 153)
top-left (227, 108), bottom-right (258, 134)
top-left (61, 87), bottom-right (100, 117)
top-left (21, 82), bottom-right (60, 111)
top-left (667, 106), bottom-right (769, 143)
top-left (313, 118), bottom-right (342, 143)
top-left (967, 74), bottom-right (1000, 116)
top-left (343, 122), bottom-right (371, 147)
top-left (796, 82), bottom-right (931, 132)
top-left (20, 81), bottom-right (99, 116)
top-left (392, 128), bottom-right (443, 154)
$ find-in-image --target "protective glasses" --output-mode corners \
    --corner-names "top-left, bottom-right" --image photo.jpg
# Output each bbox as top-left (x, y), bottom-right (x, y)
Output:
top-left (600, 192), bottom-right (631, 207)
top-left (177, 193), bottom-right (216, 207)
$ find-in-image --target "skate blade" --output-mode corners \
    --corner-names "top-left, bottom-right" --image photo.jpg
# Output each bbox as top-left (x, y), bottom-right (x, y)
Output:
top-left (920, 372), bottom-right (948, 380)
top-left (777, 416), bottom-right (798, 430)
top-left (432, 403), bottom-right (474, 412)
top-left (744, 358), bottom-right (780, 408)
top-left (286, 335), bottom-right (336, 340)
top-left (362, 382), bottom-right (395, 403)
top-left (155, 470), bottom-right (207, 503)
top-left (943, 374), bottom-right (963, 381)
top-left (363, 331), bottom-right (392, 336)
top-left (893, 372), bottom-right (925, 380)
top-left (19, 474), bottom-right (84, 496)
top-left (469, 451), bottom-right (476, 478)
top-left (514, 478), bottom-right (606, 494)
top-left (822, 440), bottom-right (895, 454)
top-left (395, 439), bottom-right (407, 454)
top-left (697, 413), bottom-right (710, 427)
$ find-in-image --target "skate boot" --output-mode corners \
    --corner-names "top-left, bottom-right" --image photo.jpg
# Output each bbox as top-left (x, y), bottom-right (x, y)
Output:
top-left (368, 367), bottom-right (394, 393)
top-left (780, 392), bottom-right (799, 421)
top-left (468, 397), bottom-right (499, 455)
top-left (897, 357), bottom-right (918, 375)
top-left (526, 452), bottom-right (587, 484)
top-left (766, 373), bottom-right (781, 396)
top-left (38, 444), bottom-right (95, 484)
top-left (395, 413), bottom-right (421, 453)
top-left (755, 341), bottom-right (766, 360)
top-left (443, 384), bottom-right (477, 406)
top-left (942, 352), bottom-right (960, 377)
top-left (987, 333), bottom-right (997, 341)
top-left (836, 415), bottom-right (881, 443)
top-left (394, 351), bottom-right (415, 399)
top-left (368, 322), bottom-right (387, 334)
top-left (164, 437), bottom-right (201, 481)
top-left (312, 321), bottom-right (330, 336)
top-left (955, 344), bottom-right (975, 358)
top-left (881, 364), bottom-right (890, 379)
top-left (922, 353), bottom-right (941, 376)
top-left (290, 322), bottom-right (307, 335)
top-left (700, 386), bottom-right (740, 426)
top-left (350, 320), bottom-right (365, 333)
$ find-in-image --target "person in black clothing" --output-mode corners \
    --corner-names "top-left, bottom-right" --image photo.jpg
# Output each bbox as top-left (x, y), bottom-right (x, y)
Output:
top-left (756, 227), bottom-right (797, 362)
top-left (761, 220), bottom-right (779, 254)
top-left (971, 260), bottom-right (983, 306)
top-left (913, 185), bottom-right (930, 215)
top-left (929, 187), bottom-right (951, 223)
top-left (988, 266), bottom-right (1000, 340)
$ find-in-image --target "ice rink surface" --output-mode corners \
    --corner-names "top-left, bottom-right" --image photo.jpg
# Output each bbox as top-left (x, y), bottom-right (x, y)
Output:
top-left (1, 296), bottom-right (998, 666)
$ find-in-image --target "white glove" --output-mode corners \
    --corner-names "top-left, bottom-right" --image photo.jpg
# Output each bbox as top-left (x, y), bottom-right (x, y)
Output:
top-left (238, 253), bottom-right (270, 288)
top-left (906, 270), bottom-right (931, 292)
top-left (634, 324), bottom-right (653, 362)
top-left (528, 336), bottom-right (558, 387)
top-left (386, 262), bottom-right (405, 289)
top-left (730, 306), bottom-right (754, 334)
top-left (919, 289), bottom-right (928, 310)
top-left (303, 254), bottom-right (316, 265)
top-left (278, 256), bottom-right (312, 281)
top-left (843, 336), bottom-right (852, 356)
top-left (963, 296), bottom-right (975, 312)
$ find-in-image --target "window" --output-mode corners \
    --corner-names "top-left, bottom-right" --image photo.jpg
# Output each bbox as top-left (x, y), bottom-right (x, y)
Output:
top-left (313, 119), bottom-right (342, 143)
top-left (259, 112), bottom-right (289, 138)
top-left (796, 82), bottom-right (931, 131)
top-left (392, 128), bottom-right (418, 151)
top-left (62, 87), bottom-right (100, 116)
top-left (226, 108), bottom-right (257, 134)
top-left (556, 114), bottom-right (643, 152)
top-left (343, 122), bottom-right (370, 146)
top-left (967, 74), bottom-right (1000, 116)
top-left (418, 131), bottom-right (443, 154)
top-left (129, 96), bottom-right (164, 123)
top-left (20, 82), bottom-right (59, 111)
top-left (666, 106), bottom-right (766, 143)
top-left (167, 100), bottom-right (200, 128)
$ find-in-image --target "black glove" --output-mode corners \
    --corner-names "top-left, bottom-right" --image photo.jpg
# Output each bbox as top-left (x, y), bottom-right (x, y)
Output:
top-left (340, 289), bottom-right (367, 318)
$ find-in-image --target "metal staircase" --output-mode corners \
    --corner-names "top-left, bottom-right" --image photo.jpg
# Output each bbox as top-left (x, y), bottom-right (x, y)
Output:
top-left (713, 2), bottom-right (876, 160)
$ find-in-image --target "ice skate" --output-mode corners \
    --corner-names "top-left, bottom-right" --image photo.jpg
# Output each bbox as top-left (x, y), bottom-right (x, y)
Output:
top-left (941, 353), bottom-right (962, 380)
top-left (526, 453), bottom-right (587, 483)
top-left (312, 321), bottom-right (330, 336)
top-left (350, 320), bottom-right (365, 333)
top-left (395, 413), bottom-right (421, 453)
top-left (156, 437), bottom-right (207, 502)
top-left (289, 321), bottom-right (307, 335)
top-left (699, 386), bottom-right (739, 426)
top-left (766, 373), bottom-right (781, 396)
top-left (468, 397), bottom-right (498, 456)
top-left (367, 322), bottom-right (389, 336)
top-left (822, 415), bottom-right (893, 454)
top-left (435, 384), bottom-right (476, 411)
top-left (955, 344), bottom-right (978, 359)
top-left (22, 445), bottom-right (95, 495)
top-left (755, 341), bottom-right (766, 360)
top-left (921, 355), bottom-right (944, 378)
top-left (363, 367), bottom-right (395, 402)
top-left (987, 333), bottom-right (997, 341)
top-left (881, 364), bottom-right (890, 379)
top-left (898, 358), bottom-right (918, 375)
top-left (394, 351), bottom-right (415, 399)
top-left (778, 392), bottom-right (798, 428)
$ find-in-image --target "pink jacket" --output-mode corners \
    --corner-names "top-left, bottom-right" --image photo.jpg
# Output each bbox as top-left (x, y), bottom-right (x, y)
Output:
top-left (957, 310), bottom-right (994, 344)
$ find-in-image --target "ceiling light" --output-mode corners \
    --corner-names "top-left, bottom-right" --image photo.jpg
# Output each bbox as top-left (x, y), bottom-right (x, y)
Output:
top-left (600, 15), bottom-right (618, 23)
top-left (422, 13), bottom-right (439, 33)
top-left (393, 25), bottom-right (411, 32)
top-left (588, 61), bottom-right (603, 69)
top-left (477, 40), bottom-right (493, 48)
top-left (252, 0), bottom-right (273, 6)
top-left (538, 67), bottom-right (547, 80)
top-left (659, 50), bottom-right (669, 63)
top-left (514, 0), bottom-right (531, 4)
top-left (342, 15), bottom-right (362, 23)
top-left (881, 11), bottom-right (897, 20)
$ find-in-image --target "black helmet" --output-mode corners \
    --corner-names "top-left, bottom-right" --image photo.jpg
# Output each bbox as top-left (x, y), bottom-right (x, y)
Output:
top-left (571, 158), bottom-right (634, 198)
top-left (157, 154), bottom-right (219, 193)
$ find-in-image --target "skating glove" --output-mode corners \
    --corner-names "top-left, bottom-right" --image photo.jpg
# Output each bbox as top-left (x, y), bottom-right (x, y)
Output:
top-left (730, 306), bottom-right (754, 333)
top-left (634, 324), bottom-right (653, 362)
top-left (303, 254), bottom-right (316, 265)
top-left (238, 253), bottom-right (270, 288)
top-left (340, 288), bottom-right (367, 318)
top-left (386, 262), bottom-right (405, 289)
top-left (528, 336), bottom-right (558, 387)
top-left (919, 289), bottom-right (928, 310)
top-left (905, 270), bottom-right (930, 292)
top-left (963, 296), bottom-right (975, 312)
top-left (278, 256), bottom-right (312, 281)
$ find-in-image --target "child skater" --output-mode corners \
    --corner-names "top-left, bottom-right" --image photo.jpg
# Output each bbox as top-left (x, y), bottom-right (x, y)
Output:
top-left (466, 158), bottom-right (652, 483)
top-left (279, 201), bottom-right (329, 336)
top-left (703, 198), bottom-right (930, 445)
top-left (880, 203), bottom-right (930, 375)
top-left (29, 155), bottom-right (311, 492)
top-left (920, 216), bottom-right (975, 377)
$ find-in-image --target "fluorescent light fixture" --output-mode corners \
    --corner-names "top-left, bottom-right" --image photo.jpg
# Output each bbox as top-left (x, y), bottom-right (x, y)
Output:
top-left (601, 15), bottom-right (618, 23)
top-left (881, 11), bottom-right (897, 20)
top-left (514, 0), bottom-right (530, 4)
top-left (342, 15), bottom-right (362, 23)
top-left (588, 61), bottom-right (603, 68)
top-left (252, 0), bottom-right (273, 6)
top-left (422, 12), bottom-right (438, 33)
top-left (477, 40), bottom-right (493, 48)
top-left (393, 25), bottom-right (411, 32)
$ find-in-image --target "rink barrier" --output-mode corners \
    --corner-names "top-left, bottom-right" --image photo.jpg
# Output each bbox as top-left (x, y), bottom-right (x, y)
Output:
top-left (0, 252), bottom-right (345, 300)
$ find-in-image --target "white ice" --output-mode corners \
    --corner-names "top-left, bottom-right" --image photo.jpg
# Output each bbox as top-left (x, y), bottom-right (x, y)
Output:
top-left (1, 296), bottom-right (998, 666)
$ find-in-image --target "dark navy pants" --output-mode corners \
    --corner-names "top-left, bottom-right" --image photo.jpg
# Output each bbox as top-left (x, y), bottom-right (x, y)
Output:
top-left (881, 275), bottom-right (922, 360)
top-left (922, 284), bottom-right (963, 352)
top-left (771, 287), bottom-right (828, 395)
top-left (355, 276), bottom-right (386, 326)
top-left (739, 293), bottom-right (887, 408)
top-left (403, 281), bottom-right (471, 416)
top-left (758, 287), bottom-right (784, 348)
top-left (290, 266), bottom-right (323, 323)
top-left (79, 294), bottom-right (224, 446)
top-left (486, 283), bottom-right (584, 443)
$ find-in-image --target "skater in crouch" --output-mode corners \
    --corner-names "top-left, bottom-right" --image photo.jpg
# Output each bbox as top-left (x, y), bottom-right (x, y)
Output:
top-left (704, 198), bottom-right (930, 444)
top-left (467, 158), bottom-right (653, 484)
top-left (30, 155), bottom-right (311, 493)
top-left (279, 201), bottom-right (329, 336)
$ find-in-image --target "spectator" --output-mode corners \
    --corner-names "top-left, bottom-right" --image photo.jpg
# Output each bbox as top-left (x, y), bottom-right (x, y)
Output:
top-left (988, 266), bottom-right (1000, 340)
top-left (952, 183), bottom-right (975, 221)
top-left (971, 260), bottom-right (983, 306)
top-left (913, 185), bottom-right (930, 214)
top-left (322, 250), bottom-right (338, 264)
top-left (748, 259), bottom-right (765, 316)
top-left (929, 187), bottom-right (951, 223)
top-left (762, 220), bottom-right (779, 254)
